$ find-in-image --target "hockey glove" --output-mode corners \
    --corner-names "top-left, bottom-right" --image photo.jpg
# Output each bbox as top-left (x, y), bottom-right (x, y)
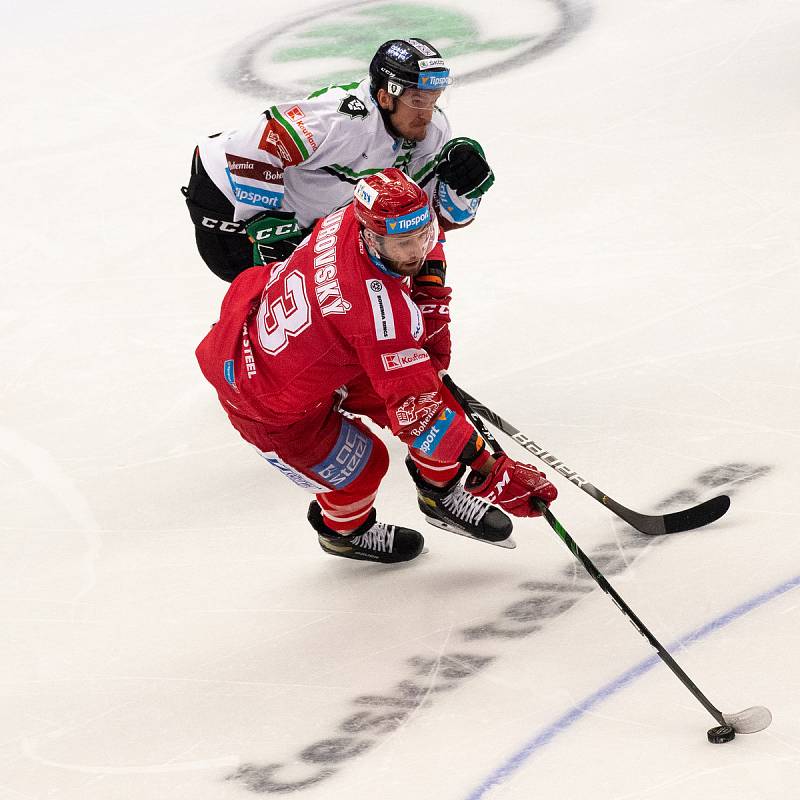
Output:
top-left (466, 455), bottom-right (557, 518)
top-left (413, 283), bottom-right (452, 372)
top-left (246, 211), bottom-right (304, 266)
top-left (435, 138), bottom-right (495, 199)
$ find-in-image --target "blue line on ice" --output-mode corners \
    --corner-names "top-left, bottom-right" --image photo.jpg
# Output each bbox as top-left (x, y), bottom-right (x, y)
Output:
top-left (466, 573), bottom-right (800, 800)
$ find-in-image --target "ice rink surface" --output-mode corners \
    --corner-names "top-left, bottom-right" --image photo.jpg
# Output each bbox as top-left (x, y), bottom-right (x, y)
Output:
top-left (2, 1), bottom-right (799, 797)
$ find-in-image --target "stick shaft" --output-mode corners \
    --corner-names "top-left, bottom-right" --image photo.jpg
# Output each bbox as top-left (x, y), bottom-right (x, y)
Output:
top-left (536, 501), bottom-right (725, 725)
top-left (445, 375), bottom-right (727, 726)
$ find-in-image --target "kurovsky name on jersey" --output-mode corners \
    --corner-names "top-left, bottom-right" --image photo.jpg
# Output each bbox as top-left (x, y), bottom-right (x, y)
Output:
top-left (312, 208), bottom-right (352, 317)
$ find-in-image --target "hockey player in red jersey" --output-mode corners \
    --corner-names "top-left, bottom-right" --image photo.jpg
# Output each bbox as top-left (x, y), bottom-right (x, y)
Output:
top-left (196, 169), bottom-right (556, 563)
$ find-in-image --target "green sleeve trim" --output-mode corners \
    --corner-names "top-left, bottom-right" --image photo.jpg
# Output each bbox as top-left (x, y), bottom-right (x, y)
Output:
top-left (329, 163), bottom-right (384, 180)
top-left (466, 171), bottom-right (495, 199)
top-left (307, 81), bottom-right (360, 99)
top-left (269, 106), bottom-right (311, 160)
top-left (412, 157), bottom-right (439, 184)
top-left (441, 136), bottom-right (486, 159)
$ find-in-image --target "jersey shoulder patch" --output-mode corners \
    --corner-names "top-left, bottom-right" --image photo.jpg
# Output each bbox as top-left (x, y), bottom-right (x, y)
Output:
top-left (337, 95), bottom-right (369, 120)
top-left (259, 105), bottom-right (320, 166)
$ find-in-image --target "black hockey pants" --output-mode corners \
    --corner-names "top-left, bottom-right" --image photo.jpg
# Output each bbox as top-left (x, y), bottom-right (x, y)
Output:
top-left (182, 148), bottom-right (254, 283)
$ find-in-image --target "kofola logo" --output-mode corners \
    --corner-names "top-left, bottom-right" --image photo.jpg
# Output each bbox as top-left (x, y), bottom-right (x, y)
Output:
top-left (381, 348), bottom-right (429, 371)
top-left (221, 1), bottom-right (593, 99)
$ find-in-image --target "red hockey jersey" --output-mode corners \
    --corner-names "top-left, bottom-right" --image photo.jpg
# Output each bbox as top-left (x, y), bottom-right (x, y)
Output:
top-left (196, 204), bottom-right (475, 465)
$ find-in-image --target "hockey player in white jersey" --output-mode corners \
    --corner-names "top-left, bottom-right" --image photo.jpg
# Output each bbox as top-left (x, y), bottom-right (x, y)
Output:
top-left (183, 38), bottom-right (495, 282)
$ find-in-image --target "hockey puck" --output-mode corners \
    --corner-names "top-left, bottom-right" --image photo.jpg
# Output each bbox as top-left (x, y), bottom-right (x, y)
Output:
top-left (707, 725), bottom-right (735, 743)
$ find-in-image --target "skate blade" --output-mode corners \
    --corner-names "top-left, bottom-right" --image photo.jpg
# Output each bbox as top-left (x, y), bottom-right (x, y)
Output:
top-left (423, 517), bottom-right (516, 549)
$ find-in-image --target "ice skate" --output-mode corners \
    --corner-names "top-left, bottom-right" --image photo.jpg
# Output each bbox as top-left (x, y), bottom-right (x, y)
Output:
top-left (405, 458), bottom-right (515, 548)
top-left (308, 501), bottom-right (425, 563)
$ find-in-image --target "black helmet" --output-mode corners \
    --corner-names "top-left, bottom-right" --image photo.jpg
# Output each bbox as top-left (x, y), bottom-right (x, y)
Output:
top-left (369, 38), bottom-right (452, 98)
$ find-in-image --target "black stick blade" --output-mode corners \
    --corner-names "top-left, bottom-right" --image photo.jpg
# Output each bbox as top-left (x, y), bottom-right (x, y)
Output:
top-left (662, 494), bottom-right (731, 534)
top-left (601, 492), bottom-right (731, 535)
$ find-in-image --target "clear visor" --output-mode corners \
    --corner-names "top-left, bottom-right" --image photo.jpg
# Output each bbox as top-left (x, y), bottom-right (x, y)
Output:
top-left (396, 85), bottom-right (451, 110)
top-left (365, 218), bottom-right (439, 274)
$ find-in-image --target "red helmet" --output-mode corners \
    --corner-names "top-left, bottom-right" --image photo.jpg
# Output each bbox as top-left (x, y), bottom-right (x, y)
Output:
top-left (353, 168), bottom-right (438, 275)
top-left (353, 168), bottom-right (431, 236)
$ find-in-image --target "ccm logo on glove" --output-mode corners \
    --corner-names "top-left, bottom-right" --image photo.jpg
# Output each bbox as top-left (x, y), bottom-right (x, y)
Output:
top-left (467, 455), bottom-right (557, 518)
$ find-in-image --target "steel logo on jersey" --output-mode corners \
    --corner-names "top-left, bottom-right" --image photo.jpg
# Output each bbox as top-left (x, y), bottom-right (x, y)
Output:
top-left (385, 206), bottom-right (430, 235)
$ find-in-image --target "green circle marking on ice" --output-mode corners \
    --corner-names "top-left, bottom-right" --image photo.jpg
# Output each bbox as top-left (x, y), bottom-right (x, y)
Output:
top-left (222, 0), bottom-right (592, 99)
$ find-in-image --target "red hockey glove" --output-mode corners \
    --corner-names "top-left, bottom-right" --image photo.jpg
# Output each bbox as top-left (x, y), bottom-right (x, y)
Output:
top-left (413, 283), bottom-right (452, 372)
top-left (466, 455), bottom-right (557, 518)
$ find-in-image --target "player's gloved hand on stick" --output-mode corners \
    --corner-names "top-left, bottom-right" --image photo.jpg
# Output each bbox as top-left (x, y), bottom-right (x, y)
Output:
top-left (435, 137), bottom-right (494, 199)
top-left (466, 455), bottom-right (557, 518)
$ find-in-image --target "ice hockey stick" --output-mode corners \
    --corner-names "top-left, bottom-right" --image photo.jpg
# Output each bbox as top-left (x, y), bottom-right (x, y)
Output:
top-left (445, 376), bottom-right (770, 734)
top-left (442, 375), bottom-right (730, 535)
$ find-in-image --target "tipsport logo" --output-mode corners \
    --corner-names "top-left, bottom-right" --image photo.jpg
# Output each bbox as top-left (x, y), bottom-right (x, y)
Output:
top-left (221, 1), bottom-right (593, 99)
top-left (226, 168), bottom-right (284, 208)
top-left (231, 184), bottom-right (283, 208)
top-left (385, 206), bottom-right (430, 235)
top-left (412, 407), bottom-right (456, 456)
top-left (417, 70), bottom-right (450, 89)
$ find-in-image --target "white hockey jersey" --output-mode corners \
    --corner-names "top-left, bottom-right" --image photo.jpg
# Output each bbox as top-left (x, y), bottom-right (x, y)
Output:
top-left (196, 79), bottom-right (478, 230)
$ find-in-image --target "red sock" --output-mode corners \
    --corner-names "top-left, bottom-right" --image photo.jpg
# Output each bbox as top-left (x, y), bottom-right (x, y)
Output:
top-left (317, 492), bottom-right (376, 534)
top-left (408, 450), bottom-right (462, 486)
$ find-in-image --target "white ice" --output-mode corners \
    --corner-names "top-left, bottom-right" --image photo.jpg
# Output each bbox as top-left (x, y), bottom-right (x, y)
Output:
top-left (2, 1), bottom-right (799, 798)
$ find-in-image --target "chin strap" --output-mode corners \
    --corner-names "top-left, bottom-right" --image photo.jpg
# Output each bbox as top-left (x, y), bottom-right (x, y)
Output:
top-left (362, 232), bottom-right (404, 278)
